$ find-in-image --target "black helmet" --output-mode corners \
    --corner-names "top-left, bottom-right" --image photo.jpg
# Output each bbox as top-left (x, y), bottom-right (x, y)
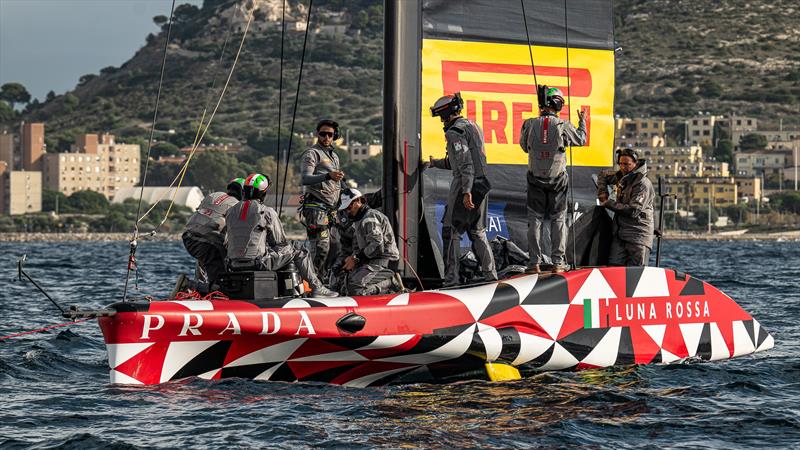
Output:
top-left (316, 119), bottom-right (340, 140)
top-left (537, 85), bottom-right (565, 112)
top-left (226, 177), bottom-right (245, 201)
top-left (430, 92), bottom-right (463, 122)
top-left (616, 148), bottom-right (639, 162)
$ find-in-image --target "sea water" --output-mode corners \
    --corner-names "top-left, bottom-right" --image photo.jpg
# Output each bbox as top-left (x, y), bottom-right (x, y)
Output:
top-left (0, 240), bottom-right (798, 448)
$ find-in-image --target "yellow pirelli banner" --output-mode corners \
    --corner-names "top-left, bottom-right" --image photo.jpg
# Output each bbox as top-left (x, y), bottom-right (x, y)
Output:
top-left (421, 38), bottom-right (614, 167)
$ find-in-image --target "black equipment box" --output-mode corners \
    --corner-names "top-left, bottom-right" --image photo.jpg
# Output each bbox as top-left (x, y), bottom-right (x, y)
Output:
top-left (218, 271), bottom-right (278, 301)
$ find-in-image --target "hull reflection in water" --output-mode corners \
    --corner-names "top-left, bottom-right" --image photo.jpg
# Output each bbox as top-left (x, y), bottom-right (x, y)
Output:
top-left (97, 267), bottom-right (774, 385)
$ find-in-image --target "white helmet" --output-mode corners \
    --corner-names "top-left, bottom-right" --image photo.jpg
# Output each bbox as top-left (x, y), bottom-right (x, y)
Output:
top-left (338, 188), bottom-right (363, 211)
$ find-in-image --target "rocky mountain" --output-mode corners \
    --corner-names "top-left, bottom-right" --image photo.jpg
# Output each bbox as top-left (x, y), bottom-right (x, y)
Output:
top-left (8, 0), bottom-right (800, 151)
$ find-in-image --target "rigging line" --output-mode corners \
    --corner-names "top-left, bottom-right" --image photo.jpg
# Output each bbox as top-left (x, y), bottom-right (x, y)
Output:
top-left (563, 0), bottom-right (578, 268)
top-left (148, 20), bottom-right (237, 230)
top-left (278, 0), bottom-right (313, 216)
top-left (123, 0), bottom-right (176, 302)
top-left (520, 0), bottom-right (539, 90)
top-left (275, 0), bottom-right (287, 207)
top-left (136, 3), bottom-right (255, 228)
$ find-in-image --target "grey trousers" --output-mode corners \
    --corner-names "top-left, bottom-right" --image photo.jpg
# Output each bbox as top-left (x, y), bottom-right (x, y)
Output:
top-left (442, 196), bottom-right (497, 286)
top-left (609, 237), bottom-right (651, 266)
top-left (347, 262), bottom-right (395, 296)
top-left (303, 207), bottom-right (331, 279)
top-left (527, 176), bottom-right (568, 266)
top-left (182, 231), bottom-right (225, 294)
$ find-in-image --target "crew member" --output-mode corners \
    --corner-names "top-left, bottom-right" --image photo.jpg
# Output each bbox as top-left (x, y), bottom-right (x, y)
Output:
top-left (519, 85), bottom-right (587, 273)
top-left (429, 92), bottom-right (497, 286)
top-left (299, 119), bottom-right (346, 278)
top-left (598, 149), bottom-right (655, 266)
top-left (179, 177), bottom-right (243, 294)
top-left (225, 173), bottom-right (338, 298)
top-left (339, 188), bottom-right (402, 295)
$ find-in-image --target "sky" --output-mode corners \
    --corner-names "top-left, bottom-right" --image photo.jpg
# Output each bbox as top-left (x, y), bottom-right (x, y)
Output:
top-left (0, 0), bottom-right (203, 101)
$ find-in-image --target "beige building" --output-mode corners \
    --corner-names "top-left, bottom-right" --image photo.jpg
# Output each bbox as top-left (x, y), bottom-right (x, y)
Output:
top-left (664, 176), bottom-right (738, 209)
top-left (734, 150), bottom-right (790, 177)
top-left (43, 133), bottom-right (140, 199)
top-left (615, 117), bottom-right (666, 148)
top-left (724, 116), bottom-right (758, 148)
top-left (349, 143), bottom-right (382, 162)
top-left (641, 146), bottom-right (728, 181)
top-left (0, 170), bottom-right (42, 215)
top-left (734, 176), bottom-right (762, 201)
top-left (685, 114), bottom-right (722, 146)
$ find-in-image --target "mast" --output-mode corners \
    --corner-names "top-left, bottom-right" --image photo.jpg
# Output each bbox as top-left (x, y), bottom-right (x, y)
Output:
top-left (383, 0), bottom-right (422, 278)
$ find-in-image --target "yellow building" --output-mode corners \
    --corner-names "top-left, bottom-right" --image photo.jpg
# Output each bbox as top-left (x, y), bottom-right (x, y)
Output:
top-left (43, 133), bottom-right (140, 199)
top-left (663, 176), bottom-right (738, 209)
top-left (348, 143), bottom-right (382, 162)
top-left (734, 176), bottom-right (762, 202)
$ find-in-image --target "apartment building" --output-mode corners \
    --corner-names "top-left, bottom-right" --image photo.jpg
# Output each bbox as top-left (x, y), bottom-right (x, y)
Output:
top-left (43, 133), bottom-right (140, 199)
top-left (685, 114), bottom-right (722, 146)
top-left (349, 143), bottom-right (382, 162)
top-left (640, 146), bottom-right (729, 182)
top-left (0, 169), bottom-right (42, 215)
top-left (733, 150), bottom-right (791, 176)
top-left (615, 117), bottom-right (666, 148)
top-left (734, 176), bottom-right (762, 201)
top-left (663, 176), bottom-right (738, 209)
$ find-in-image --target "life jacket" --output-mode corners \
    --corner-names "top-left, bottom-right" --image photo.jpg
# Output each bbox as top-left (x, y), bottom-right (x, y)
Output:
top-left (301, 143), bottom-right (342, 208)
top-left (224, 200), bottom-right (268, 267)
top-left (184, 192), bottom-right (238, 240)
top-left (526, 115), bottom-right (567, 180)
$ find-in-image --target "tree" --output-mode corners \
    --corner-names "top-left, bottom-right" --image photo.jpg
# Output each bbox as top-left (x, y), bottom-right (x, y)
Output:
top-left (65, 190), bottom-right (109, 214)
top-left (714, 139), bottom-right (733, 163)
top-left (185, 151), bottom-right (252, 192)
top-left (42, 189), bottom-right (68, 213)
top-left (0, 101), bottom-right (14, 123)
top-left (699, 80), bottom-right (722, 98)
top-left (153, 15), bottom-right (168, 28)
top-left (45, 90), bottom-right (56, 102)
top-left (738, 133), bottom-right (767, 151)
top-left (0, 82), bottom-right (31, 109)
top-left (62, 93), bottom-right (80, 113)
top-left (151, 142), bottom-right (181, 159)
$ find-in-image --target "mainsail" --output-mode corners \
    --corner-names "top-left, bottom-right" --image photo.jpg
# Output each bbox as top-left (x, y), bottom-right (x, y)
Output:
top-left (383, 0), bottom-right (615, 282)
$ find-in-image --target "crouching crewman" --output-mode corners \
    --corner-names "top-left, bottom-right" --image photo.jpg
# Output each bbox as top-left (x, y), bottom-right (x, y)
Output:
top-left (179, 177), bottom-right (244, 294)
top-left (339, 188), bottom-right (402, 296)
top-left (225, 173), bottom-right (338, 298)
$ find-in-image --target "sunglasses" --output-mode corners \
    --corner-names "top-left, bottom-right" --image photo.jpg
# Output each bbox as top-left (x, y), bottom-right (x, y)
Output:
top-left (318, 131), bottom-right (334, 138)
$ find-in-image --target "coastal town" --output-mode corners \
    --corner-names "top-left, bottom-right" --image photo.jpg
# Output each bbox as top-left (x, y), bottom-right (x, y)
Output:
top-left (1, 113), bottom-right (797, 236)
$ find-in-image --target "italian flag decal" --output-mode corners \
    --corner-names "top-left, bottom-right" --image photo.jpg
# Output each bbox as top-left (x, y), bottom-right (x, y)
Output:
top-left (583, 298), bottom-right (607, 329)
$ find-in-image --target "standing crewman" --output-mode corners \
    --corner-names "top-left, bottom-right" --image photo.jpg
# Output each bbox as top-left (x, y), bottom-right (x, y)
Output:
top-left (429, 92), bottom-right (497, 286)
top-left (519, 85), bottom-right (587, 273)
top-left (225, 173), bottom-right (338, 298)
top-left (299, 119), bottom-right (346, 278)
top-left (339, 188), bottom-right (402, 295)
top-left (597, 149), bottom-right (655, 266)
top-left (178, 177), bottom-right (244, 295)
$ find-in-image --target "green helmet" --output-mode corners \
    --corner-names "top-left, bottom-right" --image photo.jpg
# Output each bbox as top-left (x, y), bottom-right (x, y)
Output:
top-left (243, 173), bottom-right (271, 200)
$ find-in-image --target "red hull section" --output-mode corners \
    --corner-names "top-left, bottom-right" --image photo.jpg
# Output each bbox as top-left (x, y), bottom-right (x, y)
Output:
top-left (98, 267), bottom-right (773, 386)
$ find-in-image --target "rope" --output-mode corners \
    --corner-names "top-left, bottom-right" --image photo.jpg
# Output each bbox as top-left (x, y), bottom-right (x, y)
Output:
top-left (275, 0), bottom-right (287, 207)
top-left (563, 0), bottom-right (578, 268)
top-left (278, 0), bottom-right (314, 216)
top-left (0, 318), bottom-right (92, 342)
top-left (403, 256), bottom-right (425, 291)
top-left (520, 0), bottom-right (539, 89)
top-left (144, 19), bottom-right (237, 231)
top-left (123, 0), bottom-right (176, 301)
top-left (136, 4), bottom-right (254, 226)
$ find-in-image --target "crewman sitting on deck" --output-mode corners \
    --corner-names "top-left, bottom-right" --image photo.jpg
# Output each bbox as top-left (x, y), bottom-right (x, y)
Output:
top-left (224, 173), bottom-right (338, 298)
top-left (177, 177), bottom-right (244, 295)
top-left (338, 188), bottom-right (403, 296)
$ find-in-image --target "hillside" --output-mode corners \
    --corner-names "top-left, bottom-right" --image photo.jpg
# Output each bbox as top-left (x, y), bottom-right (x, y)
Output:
top-left (614, 0), bottom-right (800, 124)
top-left (6, 0), bottom-right (800, 152)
